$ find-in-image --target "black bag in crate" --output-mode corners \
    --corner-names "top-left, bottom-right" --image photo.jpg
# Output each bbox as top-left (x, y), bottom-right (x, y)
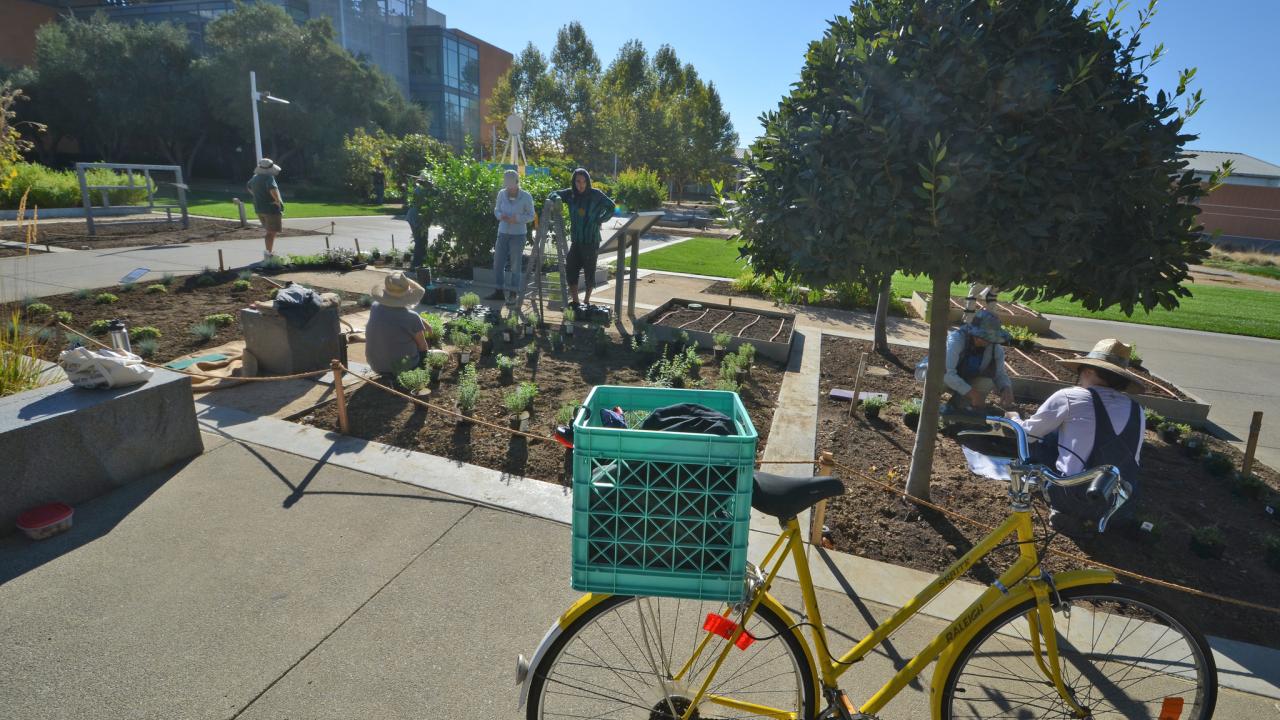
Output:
top-left (639, 403), bottom-right (735, 436)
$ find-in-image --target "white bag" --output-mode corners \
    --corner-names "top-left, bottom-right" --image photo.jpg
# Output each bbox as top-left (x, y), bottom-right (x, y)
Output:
top-left (58, 346), bottom-right (154, 389)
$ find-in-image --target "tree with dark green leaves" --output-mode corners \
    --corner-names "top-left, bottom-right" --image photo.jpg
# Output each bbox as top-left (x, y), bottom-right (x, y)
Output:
top-left (551, 22), bottom-right (603, 167)
top-left (734, 0), bottom-right (1219, 499)
top-left (487, 42), bottom-right (563, 157)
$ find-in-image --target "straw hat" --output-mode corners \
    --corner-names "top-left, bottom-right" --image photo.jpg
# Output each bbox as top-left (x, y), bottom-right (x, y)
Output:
top-left (1060, 338), bottom-right (1146, 393)
top-left (255, 158), bottom-right (282, 175)
top-left (371, 271), bottom-right (425, 308)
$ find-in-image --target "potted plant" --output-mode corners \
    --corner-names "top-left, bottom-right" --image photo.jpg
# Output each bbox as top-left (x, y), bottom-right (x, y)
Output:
top-left (1181, 432), bottom-right (1206, 458)
top-left (455, 364), bottom-right (479, 423)
top-left (424, 351), bottom-right (449, 384)
top-left (525, 344), bottom-right (541, 369)
top-left (369, 247), bottom-right (382, 265)
top-left (862, 395), bottom-right (886, 420)
top-left (902, 398), bottom-right (923, 431)
top-left (503, 314), bottom-right (519, 343)
top-left (1188, 525), bottom-right (1225, 559)
top-left (561, 306), bottom-right (576, 335)
top-left (712, 331), bottom-right (733, 360)
top-left (555, 402), bottom-right (577, 432)
top-left (1232, 472), bottom-right (1268, 501)
top-left (495, 353), bottom-right (515, 383)
top-left (526, 310), bottom-right (543, 332)
top-left (721, 355), bottom-right (742, 385)
top-left (396, 367), bottom-right (432, 401)
top-left (736, 344), bottom-right (756, 377)
top-left (449, 328), bottom-right (474, 365)
top-left (683, 345), bottom-right (702, 379)
top-left (481, 325), bottom-right (499, 355)
top-left (548, 330), bottom-right (563, 353)
top-left (420, 312), bottom-right (446, 347)
top-left (503, 381), bottom-right (538, 432)
top-left (594, 327), bottom-right (611, 357)
top-left (459, 291), bottom-right (481, 311)
top-left (1157, 421), bottom-right (1188, 444)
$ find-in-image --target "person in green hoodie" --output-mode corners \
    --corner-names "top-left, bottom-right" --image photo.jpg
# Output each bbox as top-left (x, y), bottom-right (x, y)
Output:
top-left (552, 168), bottom-right (615, 309)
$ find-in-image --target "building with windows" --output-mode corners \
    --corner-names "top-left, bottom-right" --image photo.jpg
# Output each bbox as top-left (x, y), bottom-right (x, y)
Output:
top-left (1, 0), bottom-right (510, 153)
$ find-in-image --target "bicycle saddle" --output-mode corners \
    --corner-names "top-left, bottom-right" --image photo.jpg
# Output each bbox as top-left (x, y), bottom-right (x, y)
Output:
top-left (751, 471), bottom-right (845, 520)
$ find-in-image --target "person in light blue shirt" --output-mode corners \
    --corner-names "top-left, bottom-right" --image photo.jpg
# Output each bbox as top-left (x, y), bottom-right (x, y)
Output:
top-left (943, 309), bottom-right (1014, 411)
top-left (489, 170), bottom-right (535, 301)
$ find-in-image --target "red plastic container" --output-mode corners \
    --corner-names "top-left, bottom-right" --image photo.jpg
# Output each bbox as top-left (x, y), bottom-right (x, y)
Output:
top-left (16, 503), bottom-right (74, 540)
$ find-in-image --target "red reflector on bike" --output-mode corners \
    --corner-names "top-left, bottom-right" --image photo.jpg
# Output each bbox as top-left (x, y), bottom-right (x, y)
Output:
top-left (703, 613), bottom-right (756, 649)
top-left (1158, 697), bottom-right (1184, 720)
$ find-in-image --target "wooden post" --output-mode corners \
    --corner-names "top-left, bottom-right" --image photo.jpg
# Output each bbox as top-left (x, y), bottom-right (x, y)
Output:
top-left (811, 451), bottom-right (835, 546)
top-left (1242, 411), bottom-right (1264, 476)
top-left (330, 221), bottom-right (335, 235)
top-left (217, 249), bottom-right (225, 273)
top-left (325, 236), bottom-right (330, 250)
top-left (848, 352), bottom-right (868, 417)
top-left (354, 238), bottom-right (361, 258)
top-left (331, 359), bottom-right (350, 434)
top-left (391, 234), bottom-right (396, 252)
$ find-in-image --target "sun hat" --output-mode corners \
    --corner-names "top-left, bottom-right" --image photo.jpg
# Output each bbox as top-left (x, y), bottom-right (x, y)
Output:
top-left (255, 158), bottom-right (282, 175)
top-left (503, 169), bottom-right (520, 188)
top-left (371, 271), bottom-right (425, 308)
top-left (968, 309), bottom-right (1011, 344)
top-left (1059, 338), bottom-right (1146, 393)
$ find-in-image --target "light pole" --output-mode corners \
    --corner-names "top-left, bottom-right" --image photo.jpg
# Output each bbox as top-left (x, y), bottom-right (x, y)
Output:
top-left (249, 71), bottom-right (290, 161)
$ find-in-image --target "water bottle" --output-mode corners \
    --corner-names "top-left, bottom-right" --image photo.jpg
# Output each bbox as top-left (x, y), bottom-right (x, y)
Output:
top-left (107, 319), bottom-right (132, 355)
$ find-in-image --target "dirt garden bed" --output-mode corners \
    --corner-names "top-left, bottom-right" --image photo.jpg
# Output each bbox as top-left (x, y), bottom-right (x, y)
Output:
top-left (652, 302), bottom-right (793, 343)
top-left (1003, 343), bottom-right (1193, 402)
top-left (817, 335), bottom-right (1280, 647)
top-left (0, 217), bottom-right (321, 250)
top-left (302, 336), bottom-right (786, 486)
top-left (19, 271), bottom-right (362, 364)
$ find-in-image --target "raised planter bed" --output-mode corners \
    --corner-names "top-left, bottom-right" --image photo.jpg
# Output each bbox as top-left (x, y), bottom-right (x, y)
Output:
top-left (472, 265), bottom-right (608, 289)
top-left (911, 291), bottom-right (1051, 334)
top-left (639, 298), bottom-right (796, 364)
top-left (0, 369), bottom-right (204, 535)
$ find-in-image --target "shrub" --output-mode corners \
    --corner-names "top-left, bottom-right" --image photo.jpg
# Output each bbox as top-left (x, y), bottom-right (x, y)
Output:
top-left (455, 363), bottom-right (479, 412)
top-left (358, 294), bottom-right (374, 308)
top-left (714, 377), bottom-right (740, 393)
top-left (0, 312), bottom-right (47, 398)
top-left (204, 313), bottom-right (235, 328)
top-left (863, 396), bottom-right (886, 412)
top-left (1144, 408), bottom-right (1166, 427)
top-left (396, 367), bottom-right (431, 392)
top-left (128, 326), bottom-right (162, 341)
top-left (612, 167), bottom-right (665, 211)
top-left (495, 353), bottom-right (514, 371)
top-left (458, 292), bottom-right (481, 309)
top-left (448, 328), bottom-right (472, 350)
top-left (195, 274), bottom-right (217, 287)
top-left (1202, 452), bottom-right (1234, 478)
top-left (1233, 473), bottom-right (1268, 501)
top-left (561, 306), bottom-right (576, 324)
top-left (901, 398), bottom-right (923, 416)
top-left (231, 280), bottom-right (252, 292)
top-left (420, 312), bottom-right (446, 340)
top-left (503, 381), bottom-right (538, 414)
top-left (731, 272), bottom-right (767, 295)
top-left (713, 331), bottom-right (733, 349)
top-left (134, 338), bottom-right (159, 358)
top-left (736, 343), bottom-right (756, 367)
top-left (831, 282), bottom-right (873, 309)
top-left (160, 273), bottom-right (175, 286)
top-left (1190, 526), bottom-right (1225, 556)
top-left (87, 319), bottom-right (112, 335)
top-left (74, 289), bottom-right (91, 300)
top-left (95, 293), bottom-right (119, 305)
top-left (145, 284), bottom-right (167, 294)
top-left (54, 310), bottom-right (72, 324)
top-left (424, 351), bottom-right (449, 372)
top-left (0, 163), bottom-right (147, 209)
top-left (24, 302), bottom-right (52, 317)
top-left (556, 402), bottom-right (577, 426)
top-left (190, 321), bottom-right (218, 342)
top-left (119, 282), bottom-right (135, 293)
top-left (1264, 535), bottom-right (1280, 572)
top-left (237, 270), bottom-right (254, 281)
top-left (1006, 325), bottom-right (1039, 348)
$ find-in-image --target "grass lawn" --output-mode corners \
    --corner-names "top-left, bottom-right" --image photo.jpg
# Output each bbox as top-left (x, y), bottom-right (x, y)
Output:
top-left (1203, 257), bottom-right (1280, 281)
top-left (179, 183), bottom-right (401, 219)
top-left (634, 236), bottom-right (1280, 339)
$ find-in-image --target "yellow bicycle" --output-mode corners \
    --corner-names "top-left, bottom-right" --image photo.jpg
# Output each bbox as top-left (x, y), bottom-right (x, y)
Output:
top-left (518, 417), bottom-right (1217, 719)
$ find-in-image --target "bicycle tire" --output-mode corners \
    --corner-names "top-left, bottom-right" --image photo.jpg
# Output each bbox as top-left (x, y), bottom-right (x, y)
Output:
top-left (941, 582), bottom-right (1217, 720)
top-left (526, 593), bottom-right (817, 720)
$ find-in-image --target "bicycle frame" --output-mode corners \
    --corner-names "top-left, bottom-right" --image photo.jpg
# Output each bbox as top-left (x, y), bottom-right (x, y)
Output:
top-left (683, 508), bottom-right (1115, 719)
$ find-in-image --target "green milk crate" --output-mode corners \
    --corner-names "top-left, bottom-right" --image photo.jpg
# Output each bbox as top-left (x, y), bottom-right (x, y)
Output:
top-left (570, 386), bottom-right (757, 602)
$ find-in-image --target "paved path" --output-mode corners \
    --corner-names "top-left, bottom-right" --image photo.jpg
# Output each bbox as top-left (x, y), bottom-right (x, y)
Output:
top-left (4, 436), bottom-right (1276, 718)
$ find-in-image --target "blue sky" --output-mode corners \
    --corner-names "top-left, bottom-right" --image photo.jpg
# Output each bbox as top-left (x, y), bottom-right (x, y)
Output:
top-left (439, 1), bottom-right (1280, 164)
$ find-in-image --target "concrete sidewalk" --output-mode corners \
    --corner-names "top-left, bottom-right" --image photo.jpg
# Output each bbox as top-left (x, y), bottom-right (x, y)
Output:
top-left (5, 436), bottom-right (1276, 719)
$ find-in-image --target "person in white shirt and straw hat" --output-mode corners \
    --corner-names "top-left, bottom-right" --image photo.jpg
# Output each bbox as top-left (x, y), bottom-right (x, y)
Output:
top-left (1011, 338), bottom-right (1147, 536)
top-left (365, 272), bottom-right (428, 374)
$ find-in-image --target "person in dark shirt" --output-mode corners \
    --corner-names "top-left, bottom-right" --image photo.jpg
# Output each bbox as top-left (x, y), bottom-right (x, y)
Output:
top-left (246, 158), bottom-right (285, 263)
top-left (551, 168), bottom-right (615, 309)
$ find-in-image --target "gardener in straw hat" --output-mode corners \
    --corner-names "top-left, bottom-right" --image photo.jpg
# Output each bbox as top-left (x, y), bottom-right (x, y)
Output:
top-left (1011, 338), bottom-right (1147, 536)
top-left (247, 158), bottom-right (285, 263)
top-left (942, 308), bottom-right (1015, 413)
top-left (365, 272), bottom-right (428, 375)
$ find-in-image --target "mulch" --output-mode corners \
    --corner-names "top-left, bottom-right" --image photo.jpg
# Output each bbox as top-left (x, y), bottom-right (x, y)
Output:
top-left (651, 302), bottom-right (794, 343)
top-left (304, 336), bottom-right (786, 486)
top-left (817, 334), bottom-right (1280, 648)
top-left (0, 217), bottom-right (320, 250)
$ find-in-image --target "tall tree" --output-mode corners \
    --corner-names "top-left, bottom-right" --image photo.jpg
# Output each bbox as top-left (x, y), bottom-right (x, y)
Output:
top-left (487, 42), bottom-right (562, 157)
top-left (734, 0), bottom-right (1217, 498)
top-left (551, 22), bottom-right (602, 167)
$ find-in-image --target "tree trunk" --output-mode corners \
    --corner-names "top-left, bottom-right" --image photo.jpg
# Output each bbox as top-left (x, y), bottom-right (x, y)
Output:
top-left (183, 131), bottom-right (207, 180)
top-left (873, 270), bottom-right (892, 352)
top-left (904, 270), bottom-right (953, 500)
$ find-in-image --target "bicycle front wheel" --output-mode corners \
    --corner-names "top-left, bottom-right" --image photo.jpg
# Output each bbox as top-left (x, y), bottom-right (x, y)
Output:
top-left (942, 583), bottom-right (1217, 719)
top-left (527, 594), bottom-right (816, 720)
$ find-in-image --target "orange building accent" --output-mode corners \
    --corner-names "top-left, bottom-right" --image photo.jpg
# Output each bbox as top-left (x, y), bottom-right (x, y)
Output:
top-left (0, 0), bottom-right (58, 68)
top-left (453, 29), bottom-right (512, 151)
top-left (1198, 183), bottom-right (1280, 244)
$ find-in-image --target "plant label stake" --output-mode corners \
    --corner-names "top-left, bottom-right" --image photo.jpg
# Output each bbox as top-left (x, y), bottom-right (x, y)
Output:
top-left (848, 352), bottom-right (868, 417)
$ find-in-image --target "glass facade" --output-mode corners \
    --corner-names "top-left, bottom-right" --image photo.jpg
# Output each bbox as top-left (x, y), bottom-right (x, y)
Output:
top-left (407, 25), bottom-right (481, 151)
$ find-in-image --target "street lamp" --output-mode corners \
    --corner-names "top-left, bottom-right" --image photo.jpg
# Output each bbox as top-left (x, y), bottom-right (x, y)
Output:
top-left (249, 70), bottom-right (290, 161)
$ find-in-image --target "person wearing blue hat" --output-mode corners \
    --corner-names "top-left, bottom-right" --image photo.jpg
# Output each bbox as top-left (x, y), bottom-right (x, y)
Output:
top-left (943, 308), bottom-right (1014, 412)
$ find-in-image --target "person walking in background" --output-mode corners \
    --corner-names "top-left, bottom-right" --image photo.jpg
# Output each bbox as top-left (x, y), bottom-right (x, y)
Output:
top-left (489, 170), bottom-right (535, 301)
top-left (406, 172), bottom-right (434, 271)
top-left (247, 158), bottom-right (285, 262)
top-left (552, 168), bottom-right (615, 309)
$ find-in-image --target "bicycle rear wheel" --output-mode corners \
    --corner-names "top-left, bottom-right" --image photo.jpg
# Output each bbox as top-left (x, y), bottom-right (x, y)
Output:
top-left (526, 594), bottom-right (816, 720)
top-left (942, 583), bottom-right (1216, 719)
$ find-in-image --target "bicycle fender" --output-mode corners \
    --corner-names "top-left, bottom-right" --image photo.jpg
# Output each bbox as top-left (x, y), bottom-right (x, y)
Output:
top-left (927, 569), bottom-right (1115, 719)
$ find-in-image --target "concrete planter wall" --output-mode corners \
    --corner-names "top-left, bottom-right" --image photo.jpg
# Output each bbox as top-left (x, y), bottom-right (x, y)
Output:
top-left (0, 369), bottom-right (204, 535)
top-left (0, 206), bottom-right (142, 221)
top-left (471, 265), bottom-right (608, 289)
top-left (911, 291), bottom-right (1051, 334)
top-left (1012, 375), bottom-right (1210, 424)
top-left (639, 298), bottom-right (796, 364)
